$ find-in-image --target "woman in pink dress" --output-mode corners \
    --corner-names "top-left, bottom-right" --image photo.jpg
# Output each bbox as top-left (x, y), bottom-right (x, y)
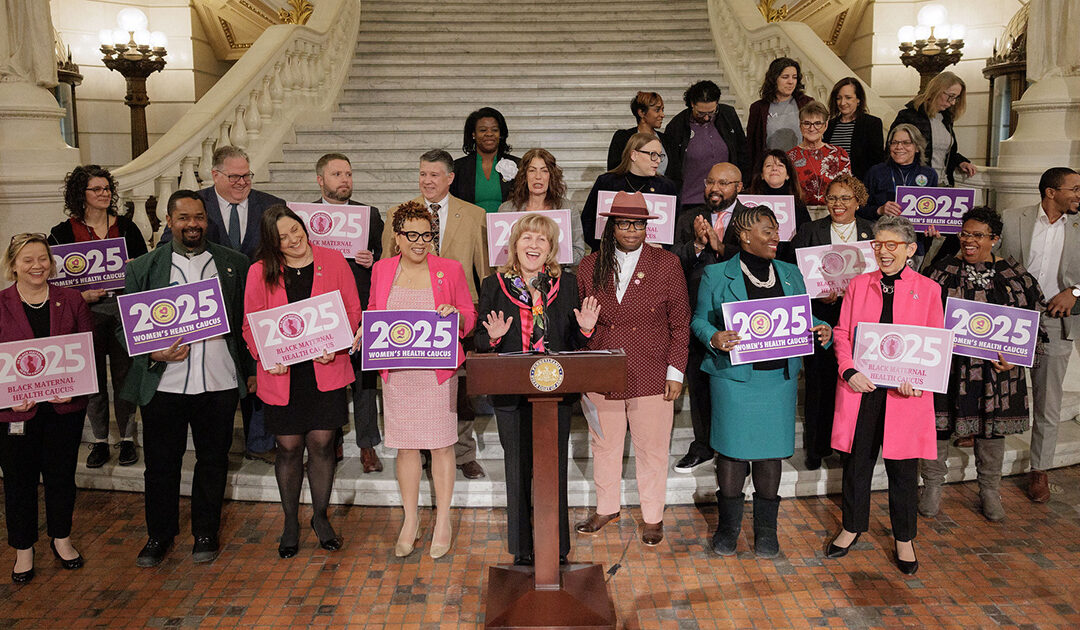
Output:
top-left (362, 201), bottom-right (476, 559)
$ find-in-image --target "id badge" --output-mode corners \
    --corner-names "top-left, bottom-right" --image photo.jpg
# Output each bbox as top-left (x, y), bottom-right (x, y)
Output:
top-left (9, 422), bottom-right (25, 435)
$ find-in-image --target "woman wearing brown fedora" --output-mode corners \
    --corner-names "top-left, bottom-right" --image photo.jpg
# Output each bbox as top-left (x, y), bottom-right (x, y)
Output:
top-left (575, 191), bottom-right (691, 546)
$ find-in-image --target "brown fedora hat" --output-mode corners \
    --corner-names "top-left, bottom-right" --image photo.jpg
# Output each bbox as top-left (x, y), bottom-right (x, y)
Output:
top-left (599, 191), bottom-right (660, 220)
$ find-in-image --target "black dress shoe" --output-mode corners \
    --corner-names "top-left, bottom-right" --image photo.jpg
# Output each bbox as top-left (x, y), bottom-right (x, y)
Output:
top-left (804, 455), bottom-right (822, 470)
top-left (118, 440), bottom-right (138, 466)
top-left (895, 541), bottom-right (919, 575)
top-left (559, 555), bottom-right (568, 566)
top-left (11, 548), bottom-right (33, 584)
top-left (673, 451), bottom-right (712, 474)
top-left (50, 540), bottom-right (83, 570)
top-left (278, 542), bottom-right (299, 559)
top-left (512, 554), bottom-right (534, 566)
top-left (136, 538), bottom-right (172, 568)
top-left (310, 518), bottom-right (343, 551)
top-left (825, 531), bottom-right (860, 559)
top-left (191, 536), bottom-right (219, 563)
top-left (86, 442), bottom-right (110, 468)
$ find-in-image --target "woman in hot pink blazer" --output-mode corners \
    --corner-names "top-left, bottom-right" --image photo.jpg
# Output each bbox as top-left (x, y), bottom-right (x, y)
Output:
top-left (364, 202), bottom-right (476, 559)
top-left (825, 215), bottom-right (943, 576)
top-left (242, 206), bottom-right (362, 558)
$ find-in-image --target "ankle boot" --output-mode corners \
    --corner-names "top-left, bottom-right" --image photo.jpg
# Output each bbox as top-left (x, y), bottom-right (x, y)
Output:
top-left (918, 439), bottom-right (949, 517)
top-left (752, 494), bottom-right (781, 559)
top-left (974, 438), bottom-right (1006, 521)
top-left (711, 493), bottom-right (744, 556)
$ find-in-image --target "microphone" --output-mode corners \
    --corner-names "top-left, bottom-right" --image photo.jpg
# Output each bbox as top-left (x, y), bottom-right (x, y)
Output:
top-left (530, 272), bottom-right (551, 354)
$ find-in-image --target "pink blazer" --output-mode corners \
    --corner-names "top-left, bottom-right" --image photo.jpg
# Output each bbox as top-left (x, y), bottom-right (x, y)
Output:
top-left (242, 246), bottom-right (363, 406)
top-left (369, 254), bottom-right (477, 385)
top-left (831, 267), bottom-right (944, 460)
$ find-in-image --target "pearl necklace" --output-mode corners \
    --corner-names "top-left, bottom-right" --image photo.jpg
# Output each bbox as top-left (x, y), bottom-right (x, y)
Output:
top-left (740, 260), bottom-right (776, 288)
top-left (17, 285), bottom-right (48, 309)
top-left (831, 220), bottom-right (857, 242)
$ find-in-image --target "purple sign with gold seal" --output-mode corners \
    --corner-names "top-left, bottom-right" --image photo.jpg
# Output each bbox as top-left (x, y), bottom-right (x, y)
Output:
top-left (117, 278), bottom-right (231, 356)
top-left (720, 294), bottom-right (814, 365)
top-left (360, 309), bottom-right (459, 370)
top-left (0, 332), bottom-right (98, 410)
top-left (246, 291), bottom-right (354, 370)
top-left (896, 186), bottom-right (976, 234)
top-left (945, 297), bottom-right (1038, 368)
top-left (288, 202), bottom-right (371, 258)
top-left (852, 322), bottom-right (953, 393)
top-left (49, 238), bottom-right (128, 291)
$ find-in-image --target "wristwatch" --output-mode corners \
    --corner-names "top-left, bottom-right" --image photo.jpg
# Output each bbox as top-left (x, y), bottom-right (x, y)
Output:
top-left (1072, 286), bottom-right (1080, 298)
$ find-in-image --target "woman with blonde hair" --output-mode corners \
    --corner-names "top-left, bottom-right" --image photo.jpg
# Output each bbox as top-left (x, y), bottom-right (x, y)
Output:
top-left (498, 148), bottom-right (586, 265)
top-left (474, 214), bottom-right (600, 565)
top-left (890, 71), bottom-right (976, 186)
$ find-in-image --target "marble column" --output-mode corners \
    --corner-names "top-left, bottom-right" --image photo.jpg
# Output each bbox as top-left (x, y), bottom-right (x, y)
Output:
top-left (0, 1), bottom-right (79, 240)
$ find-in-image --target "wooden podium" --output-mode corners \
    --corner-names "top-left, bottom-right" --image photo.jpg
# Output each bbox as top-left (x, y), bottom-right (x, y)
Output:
top-left (467, 350), bottom-right (626, 629)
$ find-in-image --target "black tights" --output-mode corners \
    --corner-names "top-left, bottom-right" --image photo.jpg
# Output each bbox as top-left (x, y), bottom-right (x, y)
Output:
top-left (275, 430), bottom-right (337, 545)
top-left (716, 456), bottom-right (782, 500)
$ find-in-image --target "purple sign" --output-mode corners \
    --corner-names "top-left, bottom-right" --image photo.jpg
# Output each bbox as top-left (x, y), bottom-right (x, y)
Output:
top-left (288, 202), bottom-right (371, 257)
top-left (594, 191), bottom-right (676, 244)
top-left (852, 323), bottom-right (953, 393)
top-left (945, 297), bottom-right (1038, 368)
top-left (720, 294), bottom-right (814, 365)
top-left (0, 332), bottom-right (98, 410)
top-left (795, 242), bottom-right (879, 298)
top-left (487, 209), bottom-right (574, 266)
top-left (117, 278), bottom-right (231, 356)
top-left (896, 186), bottom-right (976, 234)
top-left (49, 238), bottom-right (128, 291)
top-left (360, 310), bottom-right (459, 370)
top-left (737, 195), bottom-right (797, 241)
top-left (246, 291), bottom-right (355, 370)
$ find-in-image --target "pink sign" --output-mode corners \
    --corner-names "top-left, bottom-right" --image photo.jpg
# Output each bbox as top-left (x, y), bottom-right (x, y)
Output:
top-left (288, 202), bottom-right (371, 257)
top-left (245, 290), bottom-right (355, 370)
top-left (0, 332), bottom-right (97, 411)
top-left (852, 323), bottom-right (953, 394)
top-left (486, 209), bottom-right (573, 267)
top-left (594, 191), bottom-right (676, 245)
top-left (795, 242), bottom-right (879, 298)
top-left (737, 195), bottom-right (797, 241)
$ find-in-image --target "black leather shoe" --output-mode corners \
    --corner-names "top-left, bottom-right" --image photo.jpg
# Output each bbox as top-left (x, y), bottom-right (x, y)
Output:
top-left (559, 555), bottom-right (568, 566)
top-left (673, 451), bottom-right (712, 474)
top-left (86, 442), bottom-right (110, 468)
top-left (278, 542), bottom-right (299, 559)
top-left (804, 455), bottom-right (822, 470)
top-left (118, 440), bottom-right (138, 466)
top-left (311, 518), bottom-right (342, 551)
top-left (11, 548), bottom-right (33, 584)
top-left (136, 538), bottom-right (172, 567)
top-left (894, 541), bottom-right (919, 575)
top-left (191, 536), bottom-right (219, 563)
top-left (825, 531), bottom-right (860, 559)
top-left (50, 540), bottom-right (83, 570)
top-left (512, 554), bottom-right (534, 566)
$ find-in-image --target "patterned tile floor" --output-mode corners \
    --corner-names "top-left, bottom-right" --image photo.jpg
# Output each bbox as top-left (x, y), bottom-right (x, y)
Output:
top-left (2, 465), bottom-right (1079, 629)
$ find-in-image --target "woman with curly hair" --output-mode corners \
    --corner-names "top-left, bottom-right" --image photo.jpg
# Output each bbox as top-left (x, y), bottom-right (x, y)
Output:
top-left (49, 165), bottom-right (147, 469)
top-left (497, 148), bottom-right (585, 265)
top-left (746, 58), bottom-right (813, 176)
top-left (449, 107), bottom-right (521, 213)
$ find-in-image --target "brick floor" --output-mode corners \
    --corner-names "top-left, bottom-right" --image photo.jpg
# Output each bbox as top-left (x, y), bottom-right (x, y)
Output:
top-left (1, 466), bottom-right (1079, 628)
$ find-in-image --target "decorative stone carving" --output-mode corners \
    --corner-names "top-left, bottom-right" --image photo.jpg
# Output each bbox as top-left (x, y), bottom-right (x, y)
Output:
top-left (0, 0), bottom-right (57, 87)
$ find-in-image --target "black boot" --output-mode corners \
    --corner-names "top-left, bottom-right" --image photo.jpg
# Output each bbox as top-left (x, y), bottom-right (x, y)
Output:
top-left (711, 493), bottom-right (744, 556)
top-left (752, 494), bottom-right (781, 559)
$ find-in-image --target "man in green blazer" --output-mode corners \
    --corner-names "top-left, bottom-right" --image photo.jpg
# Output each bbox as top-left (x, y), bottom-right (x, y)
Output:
top-left (120, 190), bottom-right (253, 568)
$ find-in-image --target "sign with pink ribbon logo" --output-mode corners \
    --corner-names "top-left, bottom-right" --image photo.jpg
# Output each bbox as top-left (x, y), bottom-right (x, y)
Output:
top-left (594, 191), bottom-right (676, 244)
top-left (246, 290), bottom-right (355, 370)
top-left (288, 202), bottom-right (371, 258)
top-left (896, 186), bottom-right (976, 234)
top-left (486, 209), bottom-right (573, 266)
top-left (737, 195), bottom-right (797, 241)
top-left (852, 323), bottom-right (953, 393)
top-left (795, 242), bottom-right (879, 298)
top-left (0, 332), bottom-right (97, 410)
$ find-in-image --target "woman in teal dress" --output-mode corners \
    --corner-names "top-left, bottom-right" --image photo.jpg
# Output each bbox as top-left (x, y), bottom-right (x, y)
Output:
top-left (449, 107), bottom-right (521, 213)
top-left (691, 205), bottom-right (831, 558)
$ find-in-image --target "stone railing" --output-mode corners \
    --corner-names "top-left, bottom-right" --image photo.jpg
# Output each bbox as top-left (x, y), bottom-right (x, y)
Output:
top-left (112, 0), bottom-right (360, 243)
top-left (707, 0), bottom-right (895, 122)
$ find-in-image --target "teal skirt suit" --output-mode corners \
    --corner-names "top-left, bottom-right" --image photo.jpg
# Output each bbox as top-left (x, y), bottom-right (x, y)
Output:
top-left (690, 254), bottom-right (829, 460)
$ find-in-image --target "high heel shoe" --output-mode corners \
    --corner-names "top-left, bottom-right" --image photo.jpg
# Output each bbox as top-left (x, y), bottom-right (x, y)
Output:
top-left (429, 530), bottom-right (453, 559)
top-left (894, 540), bottom-right (919, 575)
top-left (11, 548), bottom-right (33, 584)
top-left (50, 540), bottom-right (83, 570)
top-left (310, 517), bottom-right (343, 551)
top-left (394, 524), bottom-right (421, 558)
top-left (825, 531), bottom-right (861, 559)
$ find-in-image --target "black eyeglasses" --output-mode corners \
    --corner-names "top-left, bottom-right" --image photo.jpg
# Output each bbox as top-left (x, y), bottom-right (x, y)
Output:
top-left (398, 231), bottom-right (434, 242)
top-left (634, 149), bottom-right (665, 162)
top-left (85, 186), bottom-right (112, 194)
top-left (800, 120), bottom-right (826, 129)
top-left (692, 107), bottom-right (718, 120)
top-left (215, 171), bottom-right (254, 184)
top-left (613, 219), bottom-right (647, 231)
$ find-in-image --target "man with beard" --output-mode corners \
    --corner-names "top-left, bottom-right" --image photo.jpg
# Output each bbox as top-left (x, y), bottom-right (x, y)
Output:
top-left (120, 190), bottom-right (253, 567)
top-left (671, 162), bottom-right (749, 473)
top-left (313, 153), bottom-right (385, 473)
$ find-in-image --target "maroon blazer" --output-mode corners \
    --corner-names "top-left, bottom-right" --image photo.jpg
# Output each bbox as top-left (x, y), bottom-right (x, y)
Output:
top-left (0, 283), bottom-right (94, 422)
top-left (578, 244), bottom-right (690, 399)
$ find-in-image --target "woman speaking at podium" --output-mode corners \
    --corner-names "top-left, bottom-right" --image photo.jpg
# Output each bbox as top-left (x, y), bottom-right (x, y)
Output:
top-left (474, 214), bottom-right (600, 566)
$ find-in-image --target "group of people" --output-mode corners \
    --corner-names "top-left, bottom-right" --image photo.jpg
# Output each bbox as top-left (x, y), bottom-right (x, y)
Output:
top-left (1, 60), bottom-right (1078, 584)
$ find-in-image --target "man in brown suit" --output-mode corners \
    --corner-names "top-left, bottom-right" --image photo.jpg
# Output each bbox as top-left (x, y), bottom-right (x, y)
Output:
top-left (381, 149), bottom-right (491, 478)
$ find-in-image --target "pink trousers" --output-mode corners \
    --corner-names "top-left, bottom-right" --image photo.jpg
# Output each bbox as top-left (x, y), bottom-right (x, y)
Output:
top-left (586, 393), bottom-right (673, 524)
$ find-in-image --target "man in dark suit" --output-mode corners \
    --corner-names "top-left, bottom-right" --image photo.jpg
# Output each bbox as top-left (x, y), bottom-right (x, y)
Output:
top-left (671, 162), bottom-right (748, 473)
top-left (314, 152), bottom-right (385, 473)
top-left (159, 146), bottom-right (283, 462)
top-left (121, 190), bottom-right (252, 567)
